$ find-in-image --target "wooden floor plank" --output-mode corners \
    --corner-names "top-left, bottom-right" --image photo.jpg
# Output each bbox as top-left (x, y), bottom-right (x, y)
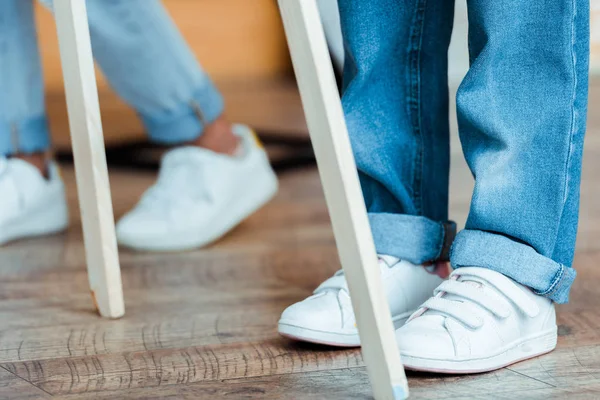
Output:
top-left (56, 368), bottom-right (373, 400)
top-left (2, 340), bottom-right (363, 395)
top-left (14, 346), bottom-right (600, 399)
top-left (52, 369), bottom-right (600, 400)
top-left (0, 367), bottom-right (51, 399)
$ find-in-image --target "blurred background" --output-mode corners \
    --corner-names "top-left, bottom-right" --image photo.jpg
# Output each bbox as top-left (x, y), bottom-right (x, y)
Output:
top-left (37, 0), bottom-right (302, 162)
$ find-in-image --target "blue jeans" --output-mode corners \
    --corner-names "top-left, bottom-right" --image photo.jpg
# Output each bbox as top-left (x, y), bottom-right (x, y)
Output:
top-left (0, 0), bottom-right (224, 155)
top-left (338, 0), bottom-right (589, 303)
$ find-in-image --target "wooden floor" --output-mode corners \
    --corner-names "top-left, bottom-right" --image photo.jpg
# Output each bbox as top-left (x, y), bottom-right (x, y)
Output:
top-left (2, 82), bottom-right (600, 399)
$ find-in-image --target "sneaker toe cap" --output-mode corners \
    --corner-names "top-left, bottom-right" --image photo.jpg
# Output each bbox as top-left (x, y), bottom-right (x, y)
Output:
top-left (116, 212), bottom-right (169, 244)
top-left (279, 292), bottom-right (346, 331)
top-left (396, 316), bottom-right (456, 359)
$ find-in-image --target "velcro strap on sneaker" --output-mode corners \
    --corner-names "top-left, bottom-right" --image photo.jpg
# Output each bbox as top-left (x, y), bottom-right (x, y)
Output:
top-left (422, 297), bottom-right (484, 329)
top-left (451, 267), bottom-right (540, 318)
top-left (434, 280), bottom-right (511, 319)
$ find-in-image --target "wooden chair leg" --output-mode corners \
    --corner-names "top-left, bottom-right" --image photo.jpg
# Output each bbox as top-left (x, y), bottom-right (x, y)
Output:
top-left (53, 0), bottom-right (125, 319)
top-left (277, 1), bottom-right (409, 399)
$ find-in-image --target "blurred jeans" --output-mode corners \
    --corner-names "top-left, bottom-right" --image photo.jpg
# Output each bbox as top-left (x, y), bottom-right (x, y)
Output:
top-left (0, 0), bottom-right (224, 155)
top-left (338, 0), bottom-right (589, 303)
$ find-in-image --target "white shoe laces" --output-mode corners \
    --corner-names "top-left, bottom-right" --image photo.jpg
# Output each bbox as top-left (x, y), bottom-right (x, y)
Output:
top-left (411, 267), bottom-right (540, 329)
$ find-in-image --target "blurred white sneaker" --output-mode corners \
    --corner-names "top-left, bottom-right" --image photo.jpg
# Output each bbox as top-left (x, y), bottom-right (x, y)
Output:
top-left (278, 255), bottom-right (448, 347)
top-left (116, 124), bottom-right (278, 251)
top-left (0, 158), bottom-right (68, 246)
top-left (397, 267), bottom-right (557, 373)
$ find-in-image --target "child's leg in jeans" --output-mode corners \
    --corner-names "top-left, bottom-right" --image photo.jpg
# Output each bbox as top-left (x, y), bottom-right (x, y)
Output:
top-left (277, 0), bottom-right (457, 347)
top-left (0, 0), bottom-right (68, 246)
top-left (341, 0), bottom-right (456, 264)
top-left (0, 0), bottom-right (51, 168)
top-left (398, 0), bottom-right (589, 373)
top-left (451, 0), bottom-right (589, 304)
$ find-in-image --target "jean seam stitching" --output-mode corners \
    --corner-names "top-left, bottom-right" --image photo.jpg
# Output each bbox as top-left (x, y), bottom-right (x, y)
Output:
top-left (408, 0), bottom-right (427, 215)
top-left (552, 0), bottom-right (579, 253)
top-left (534, 264), bottom-right (566, 297)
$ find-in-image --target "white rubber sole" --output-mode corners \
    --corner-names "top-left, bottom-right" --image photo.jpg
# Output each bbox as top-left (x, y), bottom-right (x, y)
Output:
top-left (117, 165), bottom-right (278, 252)
top-left (278, 311), bottom-right (413, 347)
top-left (401, 328), bottom-right (557, 374)
top-left (0, 200), bottom-right (69, 246)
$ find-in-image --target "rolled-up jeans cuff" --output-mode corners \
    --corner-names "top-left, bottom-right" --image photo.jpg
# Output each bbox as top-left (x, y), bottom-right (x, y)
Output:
top-left (369, 213), bottom-right (457, 265)
top-left (450, 229), bottom-right (576, 304)
top-left (0, 116), bottom-right (51, 156)
top-left (139, 80), bottom-right (225, 145)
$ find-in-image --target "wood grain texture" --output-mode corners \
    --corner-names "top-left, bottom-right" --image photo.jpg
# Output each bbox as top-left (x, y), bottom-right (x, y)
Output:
top-left (0, 367), bottom-right (50, 399)
top-left (2, 340), bottom-right (363, 395)
top-left (4, 341), bottom-right (600, 398)
top-left (55, 368), bottom-right (374, 400)
top-left (0, 80), bottom-right (599, 398)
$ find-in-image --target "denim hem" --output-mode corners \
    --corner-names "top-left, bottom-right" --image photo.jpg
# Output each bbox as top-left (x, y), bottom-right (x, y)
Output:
top-left (0, 116), bottom-right (51, 156)
top-left (450, 229), bottom-right (576, 304)
top-left (139, 81), bottom-right (225, 145)
top-left (369, 213), bottom-right (456, 265)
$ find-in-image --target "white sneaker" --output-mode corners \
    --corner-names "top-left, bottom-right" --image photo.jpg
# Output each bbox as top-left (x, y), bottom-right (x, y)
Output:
top-left (397, 267), bottom-right (557, 373)
top-left (278, 255), bottom-right (448, 347)
top-left (116, 124), bottom-right (278, 251)
top-left (0, 158), bottom-right (68, 246)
